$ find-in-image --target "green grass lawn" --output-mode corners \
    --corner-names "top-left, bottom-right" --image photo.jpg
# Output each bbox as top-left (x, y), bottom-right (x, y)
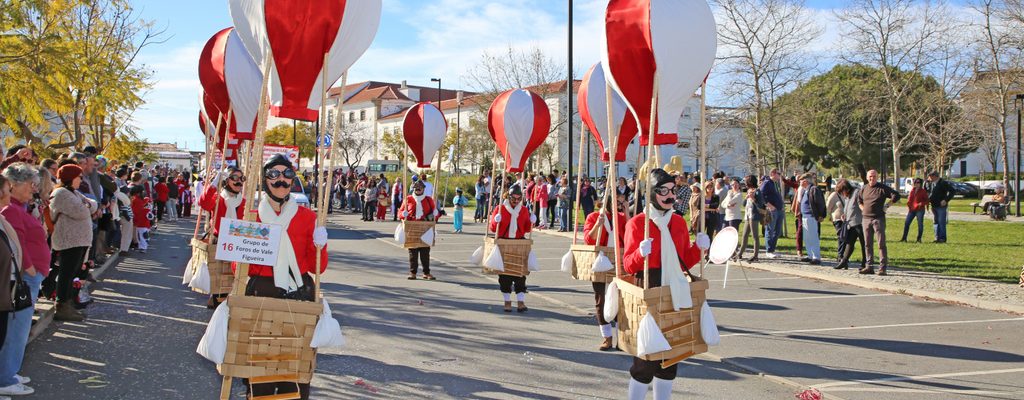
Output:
top-left (773, 217), bottom-right (1023, 283)
top-left (947, 198), bottom-right (982, 214)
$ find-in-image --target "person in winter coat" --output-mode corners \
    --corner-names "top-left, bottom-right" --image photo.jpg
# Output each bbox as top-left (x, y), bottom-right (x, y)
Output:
top-left (582, 195), bottom-right (628, 351)
top-left (400, 180), bottom-right (438, 280)
top-left (622, 168), bottom-right (710, 400)
top-left (114, 187), bottom-right (133, 255)
top-left (49, 164), bottom-right (97, 321)
top-left (901, 177), bottom-right (928, 243)
top-left (129, 186), bottom-right (152, 253)
top-left (796, 173), bottom-right (826, 264)
top-left (489, 184), bottom-right (534, 312)
top-left (198, 167), bottom-right (246, 238)
top-left (721, 179), bottom-right (744, 230)
top-left (736, 175), bottom-right (765, 262)
top-left (835, 180), bottom-right (866, 270)
top-left (239, 154), bottom-right (328, 400)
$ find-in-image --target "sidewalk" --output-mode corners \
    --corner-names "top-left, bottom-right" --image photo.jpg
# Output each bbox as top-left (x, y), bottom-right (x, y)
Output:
top-left (533, 226), bottom-right (1024, 315)
top-left (887, 207), bottom-right (1024, 223)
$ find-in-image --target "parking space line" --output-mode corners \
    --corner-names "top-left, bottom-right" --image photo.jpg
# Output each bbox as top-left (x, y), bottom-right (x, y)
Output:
top-left (709, 293), bottom-right (891, 304)
top-left (722, 317), bottom-right (1024, 338)
top-left (814, 367), bottom-right (1024, 389)
top-left (824, 388), bottom-right (1024, 396)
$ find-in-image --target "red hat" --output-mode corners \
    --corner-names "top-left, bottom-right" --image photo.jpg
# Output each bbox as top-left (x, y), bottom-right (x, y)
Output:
top-left (57, 164), bottom-right (83, 182)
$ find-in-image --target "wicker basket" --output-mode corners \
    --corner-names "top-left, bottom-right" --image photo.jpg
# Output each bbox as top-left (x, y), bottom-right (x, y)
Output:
top-left (403, 220), bottom-right (435, 249)
top-left (218, 295), bottom-right (322, 383)
top-left (189, 238), bottom-right (235, 295)
top-left (570, 244), bottom-right (617, 283)
top-left (615, 277), bottom-right (710, 363)
top-left (481, 237), bottom-right (532, 277)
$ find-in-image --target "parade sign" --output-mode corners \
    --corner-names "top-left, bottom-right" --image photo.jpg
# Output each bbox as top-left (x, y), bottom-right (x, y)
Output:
top-left (214, 218), bottom-right (283, 266)
top-left (263, 144), bottom-right (300, 169)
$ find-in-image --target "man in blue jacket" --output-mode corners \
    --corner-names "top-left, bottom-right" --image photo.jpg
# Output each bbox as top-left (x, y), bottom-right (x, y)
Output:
top-left (760, 168), bottom-right (785, 258)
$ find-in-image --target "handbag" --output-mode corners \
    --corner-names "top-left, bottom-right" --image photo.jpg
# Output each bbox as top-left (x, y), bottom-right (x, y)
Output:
top-left (0, 229), bottom-right (32, 311)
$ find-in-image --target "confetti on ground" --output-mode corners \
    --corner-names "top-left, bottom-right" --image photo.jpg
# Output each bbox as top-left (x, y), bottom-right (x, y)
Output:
top-left (354, 379), bottom-right (379, 393)
top-left (796, 388), bottom-right (822, 400)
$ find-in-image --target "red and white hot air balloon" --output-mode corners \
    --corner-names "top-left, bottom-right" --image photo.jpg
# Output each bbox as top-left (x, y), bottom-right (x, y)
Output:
top-left (229, 0), bottom-right (382, 121)
top-left (601, 0), bottom-right (716, 146)
top-left (487, 89), bottom-right (551, 173)
top-left (402, 102), bottom-right (448, 168)
top-left (578, 62), bottom-right (638, 162)
top-left (198, 27), bottom-right (264, 140)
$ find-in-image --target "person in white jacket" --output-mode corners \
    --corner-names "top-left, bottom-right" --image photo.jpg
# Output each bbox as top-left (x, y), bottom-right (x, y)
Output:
top-left (721, 179), bottom-right (744, 230)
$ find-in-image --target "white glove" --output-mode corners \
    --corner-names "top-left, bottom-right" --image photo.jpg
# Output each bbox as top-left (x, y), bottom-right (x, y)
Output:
top-left (639, 238), bottom-right (653, 257)
top-left (211, 169), bottom-right (228, 186)
top-left (695, 232), bottom-right (711, 251)
top-left (529, 214), bottom-right (537, 224)
top-left (313, 226), bottom-right (329, 247)
top-left (493, 213), bottom-right (502, 223)
top-left (402, 211), bottom-right (409, 218)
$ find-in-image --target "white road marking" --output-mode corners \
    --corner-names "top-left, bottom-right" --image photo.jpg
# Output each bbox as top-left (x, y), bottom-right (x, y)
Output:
top-left (824, 388), bottom-right (1024, 396)
top-left (814, 367), bottom-right (1024, 389)
top-left (722, 317), bottom-right (1024, 338)
top-left (709, 293), bottom-right (892, 304)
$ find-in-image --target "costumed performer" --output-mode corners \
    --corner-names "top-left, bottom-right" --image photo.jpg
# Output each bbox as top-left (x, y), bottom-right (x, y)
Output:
top-left (399, 180), bottom-right (438, 280)
top-left (452, 188), bottom-right (468, 233)
top-left (622, 168), bottom-right (710, 400)
top-left (197, 166), bottom-right (246, 308)
top-left (583, 194), bottom-right (628, 351)
top-left (489, 184), bottom-right (535, 312)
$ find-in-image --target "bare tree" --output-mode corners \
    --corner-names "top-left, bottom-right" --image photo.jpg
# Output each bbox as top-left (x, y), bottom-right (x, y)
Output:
top-left (836, 0), bottom-right (954, 187)
top-left (714, 0), bottom-right (822, 174)
top-left (334, 123), bottom-right (374, 171)
top-left (968, 0), bottom-right (1024, 189)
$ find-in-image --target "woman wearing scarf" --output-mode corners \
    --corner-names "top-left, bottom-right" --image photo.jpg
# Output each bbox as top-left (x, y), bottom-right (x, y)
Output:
top-left (399, 180), bottom-right (438, 280)
top-left (583, 195), bottom-right (628, 351)
top-left (622, 168), bottom-right (710, 400)
top-left (488, 185), bottom-right (534, 312)
top-left (241, 155), bottom-right (328, 400)
top-left (197, 167), bottom-right (246, 308)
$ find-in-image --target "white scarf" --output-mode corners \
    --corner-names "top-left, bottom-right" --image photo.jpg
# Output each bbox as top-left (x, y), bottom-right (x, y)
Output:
top-left (412, 193), bottom-right (427, 220)
top-left (502, 200), bottom-right (523, 238)
top-left (257, 197), bottom-right (303, 292)
top-left (220, 189), bottom-right (243, 216)
top-left (649, 206), bottom-right (693, 310)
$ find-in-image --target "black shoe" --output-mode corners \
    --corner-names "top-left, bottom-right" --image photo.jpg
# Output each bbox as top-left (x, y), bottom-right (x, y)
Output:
top-left (809, 259), bottom-right (821, 265)
top-left (859, 267), bottom-right (875, 275)
top-left (800, 257), bottom-right (811, 262)
top-left (834, 263), bottom-right (849, 270)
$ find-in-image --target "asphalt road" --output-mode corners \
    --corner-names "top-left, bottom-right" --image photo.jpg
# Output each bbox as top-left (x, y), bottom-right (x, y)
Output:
top-left (18, 212), bottom-right (1024, 399)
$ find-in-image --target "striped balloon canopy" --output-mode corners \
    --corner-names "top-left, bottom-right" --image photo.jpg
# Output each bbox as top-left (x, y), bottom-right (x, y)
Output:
top-left (601, 0), bottom-right (716, 146)
top-left (402, 102), bottom-right (448, 169)
top-left (578, 62), bottom-right (638, 162)
top-left (487, 89), bottom-right (551, 173)
top-left (198, 27), bottom-right (264, 141)
top-left (228, 0), bottom-right (382, 121)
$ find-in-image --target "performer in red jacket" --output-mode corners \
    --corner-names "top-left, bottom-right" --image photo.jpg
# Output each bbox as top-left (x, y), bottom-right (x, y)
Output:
top-left (240, 154), bottom-right (328, 400)
top-left (622, 168), bottom-right (710, 400)
top-left (198, 166), bottom-right (246, 237)
top-left (583, 194), bottom-right (628, 351)
top-left (489, 184), bottom-right (534, 312)
top-left (399, 180), bottom-right (438, 280)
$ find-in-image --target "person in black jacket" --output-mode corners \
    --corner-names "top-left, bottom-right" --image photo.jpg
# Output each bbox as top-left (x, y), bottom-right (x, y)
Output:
top-left (798, 173), bottom-right (826, 264)
top-left (926, 171), bottom-right (955, 243)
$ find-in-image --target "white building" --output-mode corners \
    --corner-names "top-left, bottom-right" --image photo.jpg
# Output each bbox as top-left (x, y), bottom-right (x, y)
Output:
top-left (949, 71), bottom-right (1023, 178)
top-left (147, 143), bottom-right (195, 172)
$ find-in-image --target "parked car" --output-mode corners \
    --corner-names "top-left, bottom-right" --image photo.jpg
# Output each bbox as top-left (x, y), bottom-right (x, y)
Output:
top-left (291, 177), bottom-right (310, 208)
top-left (949, 181), bottom-right (980, 198)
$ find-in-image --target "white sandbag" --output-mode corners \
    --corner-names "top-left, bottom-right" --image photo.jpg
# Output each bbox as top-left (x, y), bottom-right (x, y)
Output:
top-left (560, 250), bottom-right (574, 273)
top-left (310, 300), bottom-right (346, 349)
top-left (196, 301), bottom-right (230, 363)
top-left (420, 228), bottom-right (435, 246)
top-left (700, 301), bottom-right (721, 346)
top-left (469, 245), bottom-right (484, 265)
top-left (189, 261), bottom-right (211, 293)
top-left (603, 280), bottom-right (619, 322)
top-left (527, 250), bottom-right (540, 272)
top-left (182, 257), bottom-right (196, 285)
top-left (592, 251), bottom-right (613, 272)
top-left (394, 224), bottom-right (405, 243)
top-left (484, 247), bottom-right (505, 271)
top-left (637, 312), bottom-right (672, 357)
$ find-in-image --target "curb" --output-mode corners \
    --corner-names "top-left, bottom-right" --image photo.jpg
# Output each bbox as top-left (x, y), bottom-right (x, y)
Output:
top-left (28, 251), bottom-right (121, 344)
top-left (734, 261), bottom-right (1024, 315)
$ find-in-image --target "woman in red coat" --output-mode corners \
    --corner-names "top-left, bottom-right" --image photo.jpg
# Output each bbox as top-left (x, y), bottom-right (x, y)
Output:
top-left (583, 195), bottom-right (628, 351)
top-left (901, 177), bottom-right (929, 242)
top-left (399, 180), bottom-right (438, 280)
top-left (488, 184), bottom-right (534, 312)
top-left (622, 168), bottom-right (710, 400)
top-left (241, 154), bottom-right (328, 400)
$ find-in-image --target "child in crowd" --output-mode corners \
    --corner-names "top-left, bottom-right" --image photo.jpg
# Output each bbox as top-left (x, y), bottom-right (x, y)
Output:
top-left (130, 186), bottom-right (153, 253)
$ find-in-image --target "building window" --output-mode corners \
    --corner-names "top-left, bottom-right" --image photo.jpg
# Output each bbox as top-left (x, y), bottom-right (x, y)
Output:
top-left (348, 112), bottom-right (355, 123)
top-left (360, 110), bottom-right (366, 121)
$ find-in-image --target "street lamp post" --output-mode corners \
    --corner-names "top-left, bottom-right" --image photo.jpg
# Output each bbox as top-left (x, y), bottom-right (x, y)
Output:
top-left (1015, 93), bottom-right (1022, 217)
top-left (430, 78), bottom-right (441, 104)
top-left (455, 90), bottom-right (463, 175)
top-left (567, 0), bottom-right (573, 183)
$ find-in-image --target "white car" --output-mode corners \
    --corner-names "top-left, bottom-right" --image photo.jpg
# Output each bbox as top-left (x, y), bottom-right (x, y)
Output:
top-left (291, 178), bottom-right (310, 208)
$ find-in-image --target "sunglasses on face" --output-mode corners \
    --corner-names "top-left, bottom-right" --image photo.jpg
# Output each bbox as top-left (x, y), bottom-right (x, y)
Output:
top-left (510, 195), bottom-right (522, 201)
top-left (264, 169), bottom-right (296, 181)
top-left (228, 175), bottom-right (245, 183)
top-left (652, 185), bottom-right (674, 196)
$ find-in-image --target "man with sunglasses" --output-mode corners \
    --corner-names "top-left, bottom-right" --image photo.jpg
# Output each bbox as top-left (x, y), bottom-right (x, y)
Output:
top-left (583, 194), bottom-right (628, 351)
top-left (197, 166), bottom-right (247, 308)
top-left (399, 180), bottom-right (438, 280)
top-left (623, 168), bottom-right (710, 400)
top-left (489, 184), bottom-right (536, 312)
top-left (240, 154), bottom-right (328, 400)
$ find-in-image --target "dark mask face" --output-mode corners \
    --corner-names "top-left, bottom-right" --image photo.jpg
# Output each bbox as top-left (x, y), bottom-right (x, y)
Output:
top-left (651, 183), bottom-right (676, 211)
top-left (509, 194), bottom-right (522, 206)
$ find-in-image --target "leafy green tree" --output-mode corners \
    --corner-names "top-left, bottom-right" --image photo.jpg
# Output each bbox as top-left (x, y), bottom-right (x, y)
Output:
top-left (264, 122), bottom-right (315, 159)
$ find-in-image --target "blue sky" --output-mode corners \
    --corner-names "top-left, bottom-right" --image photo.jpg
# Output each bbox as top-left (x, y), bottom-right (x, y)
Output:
top-left (130, 0), bottom-right (865, 151)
